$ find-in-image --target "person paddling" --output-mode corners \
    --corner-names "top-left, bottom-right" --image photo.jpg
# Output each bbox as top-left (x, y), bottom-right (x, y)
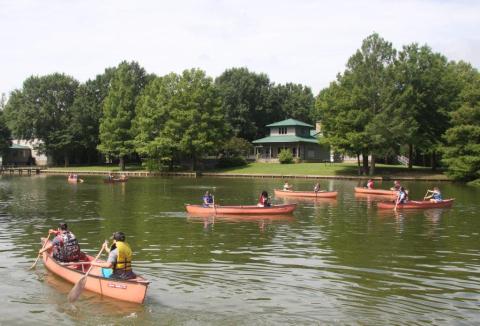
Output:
top-left (39, 222), bottom-right (82, 262)
top-left (366, 179), bottom-right (374, 189)
top-left (202, 191), bottom-right (214, 208)
top-left (390, 180), bottom-right (401, 191)
top-left (424, 187), bottom-right (443, 202)
top-left (90, 231), bottom-right (136, 280)
top-left (395, 187), bottom-right (408, 205)
top-left (257, 191), bottom-right (271, 207)
top-left (283, 181), bottom-right (293, 191)
top-left (313, 182), bottom-right (321, 192)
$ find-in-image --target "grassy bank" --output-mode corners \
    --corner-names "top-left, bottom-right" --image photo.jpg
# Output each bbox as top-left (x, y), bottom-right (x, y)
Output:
top-left (209, 162), bottom-right (449, 179)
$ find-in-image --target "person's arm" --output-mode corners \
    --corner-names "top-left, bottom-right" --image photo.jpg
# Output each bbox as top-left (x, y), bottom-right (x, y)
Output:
top-left (39, 241), bottom-right (53, 254)
top-left (90, 242), bottom-right (114, 268)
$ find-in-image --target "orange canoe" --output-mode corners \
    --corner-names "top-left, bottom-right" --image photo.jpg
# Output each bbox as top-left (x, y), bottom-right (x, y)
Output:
top-left (185, 203), bottom-right (297, 215)
top-left (354, 187), bottom-right (397, 196)
top-left (68, 178), bottom-right (83, 183)
top-left (377, 199), bottom-right (455, 209)
top-left (274, 189), bottom-right (337, 198)
top-left (41, 242), bottom-right (149, 304)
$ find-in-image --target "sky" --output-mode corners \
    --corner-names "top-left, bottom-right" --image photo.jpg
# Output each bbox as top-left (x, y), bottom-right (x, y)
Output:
top-left (1, 0), bottom-right (479, 96)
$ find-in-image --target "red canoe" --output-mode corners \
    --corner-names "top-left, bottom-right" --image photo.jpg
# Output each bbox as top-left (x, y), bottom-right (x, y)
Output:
top-left (377, 199), bottom-right (455, 209)
top-left (354, 187), bottom-right (397, 196)
top-left (185, 203), bottom-right (297, 215)
top-left (42, 241), bottom-right (149, 304)
top-left (274, 189), bottom-right (338, 198)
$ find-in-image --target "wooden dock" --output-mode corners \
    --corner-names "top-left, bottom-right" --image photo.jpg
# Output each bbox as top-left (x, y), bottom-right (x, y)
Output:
top-left (0, 167), bottom-right (41, 175)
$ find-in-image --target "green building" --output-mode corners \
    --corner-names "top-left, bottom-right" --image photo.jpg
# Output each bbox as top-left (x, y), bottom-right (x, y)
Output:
top-left (252, 119), bottom-right (331, 162)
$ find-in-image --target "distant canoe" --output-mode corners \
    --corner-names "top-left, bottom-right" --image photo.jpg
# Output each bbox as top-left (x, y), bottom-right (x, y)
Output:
top-left (354, 187), bottom-right (397, 196)
top-left (68, 178), bottom-right (83, 183)
top-left (103, 178), bottom-right (128, 184)
top-left (377, 199), bottom-right (455, 209)
top-left (274, 189), bottom-right (338, 198)
top-left (185, 203), bottom-right (297, 215)
top-left (41, 241), bottom-right (149, 304)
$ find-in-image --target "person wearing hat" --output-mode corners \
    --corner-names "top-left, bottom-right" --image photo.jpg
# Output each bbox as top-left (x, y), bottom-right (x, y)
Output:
top-left (90, 231), bottom-right (136, 280)
top-left (39, 222), bottom-right (82, 262)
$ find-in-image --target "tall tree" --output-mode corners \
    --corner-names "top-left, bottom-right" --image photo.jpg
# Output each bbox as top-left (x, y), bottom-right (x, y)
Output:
top-left (98, 61), bottom-right (148, 170)
top-left (272, 83), bottom-right (315, 123)
top-left (4, 74), bottom-right (78, 165)
top-left (441, 62), bottom-right (480, 181)
top-left (134, 69), bottom-right (228, 170)
top-left (215, 67), bottom-right (274, 141)
top-left (70, 67), bottom-right (116, 164)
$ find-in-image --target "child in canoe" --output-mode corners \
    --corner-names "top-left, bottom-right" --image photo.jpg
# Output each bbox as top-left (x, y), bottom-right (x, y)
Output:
top-left (283, 181), bottom-right (293, 191)
top-left (396, 187), bottom-right (409, 205)
top-left (258, 191), bottom-right (271, 207)
top-left (366, 179), bottom-right (374, 189)
top-left (313, 182), bottom-right (321, 192)
top-left (424, 187), bottom-right (442, 202)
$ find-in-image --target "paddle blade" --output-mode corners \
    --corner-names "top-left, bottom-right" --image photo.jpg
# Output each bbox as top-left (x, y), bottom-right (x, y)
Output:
top-left (68, 276), bottom-right (87, 303)
top-left (28, 256), bottom-right (40, 270)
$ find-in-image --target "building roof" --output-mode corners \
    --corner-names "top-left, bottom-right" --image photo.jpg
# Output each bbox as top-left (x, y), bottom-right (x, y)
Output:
top-left (252, 135), bottom-right (319, 144)
top-left (266, 119), bottom-right (314, 128)
top-left (10, 144), bottom-right (31, 149)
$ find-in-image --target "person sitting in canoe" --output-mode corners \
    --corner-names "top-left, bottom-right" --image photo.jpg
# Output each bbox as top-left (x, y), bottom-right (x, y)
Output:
top-left (39, 222), bottom-right (82, 262)
top-left (90, 231), bottom-right (136, 280)
top-left (283, 181), bottom-right (293, 191)
top-left (119, 174), bottom-right (127, 180)
top-left (424, 187), bottom-right (443, 202)
top-left (258, 191), bottom-right (271, 207)
top-left (366, 179), bottom-right (374, 189)
top-left (202, 191), bottom-right (214, 207)
top-left (395, 187), bottom-right (408, 205)
top-left (390, 180), bottom-right (401, 191)
top-left (313, 182), bottom-right (321, 192)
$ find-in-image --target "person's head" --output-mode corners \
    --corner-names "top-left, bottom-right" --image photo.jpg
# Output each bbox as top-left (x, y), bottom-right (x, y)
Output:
top-left (261, 190), bottom-right (268, 197)
top-left (394, 180), bottom-right (400, 185)
top-left (205, 191), bottom-right (210, 196)
top-left (434, 187), bottom-right (439, 191)
top-left (400, 187), bottom-right (405, 192)
top-left (112, 231), bottom-right (126, 242)
top-left (58, 222), bottom-right (68, 231)
top-left (368, 179), bottom-right (373, 182)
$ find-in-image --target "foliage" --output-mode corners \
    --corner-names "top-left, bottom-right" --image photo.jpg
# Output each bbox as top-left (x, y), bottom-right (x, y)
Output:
top-left (278, 149), bottom-right (294, 164)
top-left (70, 67), bottom-right (116, 163)
top-left (222, 137), bottom-right (252, 158)
top-left (215, 67), bottom-right (275, 141)
top-left (4, 73), bottom-right (79, 165)
top-left (216, 156), bottom-right (247, 168)
top-left (134, 68), bottom-right (228, 170)
top-left (0, 110), bottom-right (11, 155)
top-left (272, 83), bottom-right (316, 123)
top-left (441, 63), bottom-right (480, 181)
top-left (98, 61), bottom-right (148, 170)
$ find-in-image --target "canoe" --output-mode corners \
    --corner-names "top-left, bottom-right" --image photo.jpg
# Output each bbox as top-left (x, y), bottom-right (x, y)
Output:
top-left (185, 203), bottom-right (297, 215)
top-left (104, 178), bottom-right (128, 183)
top-left (67, 178), bottom-right (83, 183)
top-left (41, 241), bottom-right (149, 304)
top-left (274, 189), bottom-right (338, 198)
top-left (187, 213), bottom-right (295, 222)
top-left (354, 187), bottom-right (397, 196)
top-left (377, 199), bottom-right (455, 209)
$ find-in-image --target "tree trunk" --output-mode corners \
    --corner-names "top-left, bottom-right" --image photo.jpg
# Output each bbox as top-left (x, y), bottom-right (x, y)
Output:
top-left (356, 153), bottom-right (361, 175)
top-left (431, 151), bottom-right (437, 171)
top-left (362, 152), bottom-right (369, 175)
top-left (370, 154), bottom-right (376, 176)
top-left (119, 156), bottom-right (125, 171)
top-left (408, 143), bottom-right (413, 170)
top-left (191, 153), bottom-right (197, 171)
top-left (64, 153), bottom-right (69, 167)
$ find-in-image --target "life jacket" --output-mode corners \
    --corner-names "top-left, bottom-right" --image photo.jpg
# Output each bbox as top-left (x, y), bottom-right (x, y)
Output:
top-left (432, 192), bottom-right (442, 201)
top-left (367, 181), bottom-right (374, 189)
top-left (113, 241), bottom-right (132, 273)
top-left (53, 231), bottom-right (80, 262)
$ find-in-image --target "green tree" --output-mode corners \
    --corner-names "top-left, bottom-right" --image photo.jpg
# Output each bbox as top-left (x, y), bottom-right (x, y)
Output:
top-left (98, 61), bottom-right (148, 170)
top-left (134, 69), bottom-right (228, 170)
top-left (0, 110), bottom-right (12, 156)
top-left (385, 44), bottom-right (456, 169)
top-left (71, 67), bottom-right (116, 164)
top-left (215, 67), bottom-right (275, 141)
top-left (272, 83), bottom-right (315, 123)
top-left (441, 63), bottom-right (480, 181)
top-left (4, 74), bottom-right (78, 165)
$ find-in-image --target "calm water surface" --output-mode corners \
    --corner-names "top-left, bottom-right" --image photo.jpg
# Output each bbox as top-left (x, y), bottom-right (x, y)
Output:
top-left (0, 175), bottom-right (479, 325)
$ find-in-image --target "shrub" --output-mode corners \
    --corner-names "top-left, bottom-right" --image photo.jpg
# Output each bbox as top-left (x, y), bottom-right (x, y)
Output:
top-left (278, 149), bottom-right (293, 164)
top-left (216, 156), bottom-right (247, 168)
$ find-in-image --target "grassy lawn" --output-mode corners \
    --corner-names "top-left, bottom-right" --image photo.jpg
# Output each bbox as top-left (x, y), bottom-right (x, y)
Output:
top-left (210, 162), bottom-right (449, 179)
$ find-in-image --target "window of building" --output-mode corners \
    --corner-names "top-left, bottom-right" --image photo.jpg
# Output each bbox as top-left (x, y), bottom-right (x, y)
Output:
top-left (279, 127), bottom-right (287, 135)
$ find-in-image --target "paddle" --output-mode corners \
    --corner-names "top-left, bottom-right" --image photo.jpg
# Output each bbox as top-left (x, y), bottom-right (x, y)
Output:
top-left (67, 244), bottom-right (105, 303)
top-left (29, 233), bottom-right (51, 270)
top-left (423, 189), bottom-right (431, 200)
top-left (212, 195), bottom-right (217, 216)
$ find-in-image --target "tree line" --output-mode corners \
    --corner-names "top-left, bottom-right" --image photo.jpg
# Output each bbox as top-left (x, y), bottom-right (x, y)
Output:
top-left (1, 33), bottom-right (479, 182)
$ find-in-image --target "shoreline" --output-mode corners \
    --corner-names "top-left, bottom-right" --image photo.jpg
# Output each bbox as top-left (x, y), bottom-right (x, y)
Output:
top-left (39, 169), bottom-right (452, 182)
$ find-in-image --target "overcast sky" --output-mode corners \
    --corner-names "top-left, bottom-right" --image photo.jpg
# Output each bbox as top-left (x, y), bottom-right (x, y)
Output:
top-left (1, 0), bottom-right (479, 96)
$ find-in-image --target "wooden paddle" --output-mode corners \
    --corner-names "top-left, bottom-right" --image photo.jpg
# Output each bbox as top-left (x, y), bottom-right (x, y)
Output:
top-left (67, 245), bottom-right (105, 303)
top-left (212, 195), bottom-right (217, 216)
top-left (29, 233), bottom-right (51, 270)
top-left (423, 189), bottom-right (431, 200)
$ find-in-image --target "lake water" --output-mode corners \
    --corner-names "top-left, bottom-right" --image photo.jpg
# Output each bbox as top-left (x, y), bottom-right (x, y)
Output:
top-left (0, 175), bottom-right (479, 325)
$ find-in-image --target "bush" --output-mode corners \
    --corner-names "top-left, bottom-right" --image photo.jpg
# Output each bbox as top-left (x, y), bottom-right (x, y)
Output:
top-left (216, 156), bottom-right (247, 168)
top-left (278, 149), bottom-right (294, 164)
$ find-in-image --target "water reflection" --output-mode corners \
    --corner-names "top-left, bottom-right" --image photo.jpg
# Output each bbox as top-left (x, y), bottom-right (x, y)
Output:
top-left (187, 213), bottom-right (294, 232)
